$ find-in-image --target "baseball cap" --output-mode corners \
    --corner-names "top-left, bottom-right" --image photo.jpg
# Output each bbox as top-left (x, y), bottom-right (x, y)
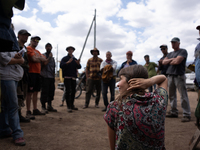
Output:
top-left (160, 44), bottom-right (168, 48)
top-left (18, 29), bottom-right (31, 36)
top-left (31, 36), bottom-right (41, 40)
top-left (170, 37), bottom-right (180, 42)
top-left (45, 43), bottom-right (52, 47)
top-left (196, 25), bottom-right (200, 30)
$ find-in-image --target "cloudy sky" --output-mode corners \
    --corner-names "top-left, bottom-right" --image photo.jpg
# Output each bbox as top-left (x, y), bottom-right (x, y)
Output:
top-left (12, 0), bottom-right (200, 72)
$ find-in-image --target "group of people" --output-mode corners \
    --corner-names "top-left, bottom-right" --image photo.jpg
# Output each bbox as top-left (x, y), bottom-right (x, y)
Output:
top-left (0, 1), bottom-right (199, 149)
top-left (0, 28), bottom-right (58, 146)
top-left (103, 27), bottom-right (200, 149)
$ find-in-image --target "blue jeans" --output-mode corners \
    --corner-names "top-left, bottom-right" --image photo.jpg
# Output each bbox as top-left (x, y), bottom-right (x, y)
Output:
top-left (195, 58), bottom-right (200, 87)
top-left (102, 78), bottom-right (116, 107)
top-left (0, 80), bottom-right (24, 140)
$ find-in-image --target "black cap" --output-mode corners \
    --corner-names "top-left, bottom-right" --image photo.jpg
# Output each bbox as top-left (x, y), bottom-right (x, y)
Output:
top-left (18, 29), bottom-right (31, 36)
top-left (45, 43), bottom-right (52, 47)
top-left (31, 36), bottom-right (41, 40)
top-left (66, 46), bottom-right (75, 51)
top-left (160, 44), bottom-right (168, 48)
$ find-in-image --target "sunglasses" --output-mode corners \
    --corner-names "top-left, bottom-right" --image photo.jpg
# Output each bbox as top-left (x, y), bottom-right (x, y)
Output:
top-left (32, 39), bottom-right (39, 43)
top-left (161, 48), bottom-right (166, 50)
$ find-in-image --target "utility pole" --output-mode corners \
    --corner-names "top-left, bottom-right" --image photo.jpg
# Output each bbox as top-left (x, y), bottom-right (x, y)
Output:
top-left (79, 9), bottom-right (96, 60)
top-left (94, 9), bottom-right (96, 48)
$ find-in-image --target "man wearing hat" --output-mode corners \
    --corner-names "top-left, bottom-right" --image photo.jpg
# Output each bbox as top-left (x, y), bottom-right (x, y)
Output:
top-left (60, 46), bottom-right (81, 112)
top-left (17, 29), bottom-right (31, 123)
top-left (118, 51), bottom-right (137, 75)
top-left (26, 36), bottom-right (49, 118)
top-left (83, 48), bottom-right (103, 109)
top-left (40, 43), bottom-right (57, 113)
top-left (163, 37), bottom-right (191, 122)
top-left (158, 44), bottom-right (169, 76)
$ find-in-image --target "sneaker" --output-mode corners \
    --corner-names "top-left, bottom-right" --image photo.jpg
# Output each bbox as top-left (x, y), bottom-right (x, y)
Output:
top-left (14, 137), bottom-right (26, 146)
top-left (47, 106), bottom-right (57, 112)
top-left (67, 109), bottom-right (72, 113)
top-left (102, 108), bottom-right (107, 112)
top-left (60, 104), bottom-right (64, 107)
top-left (33, 109), bottom-right (45, 115)
top-left (20, 115), bottom-right (30, 123)
top-left (166, 112), bottom-right (178, 118)
top-left (83, 105), bottom-right (88, 109)
top-left (95, 105), bottom-right (99, 108)
top-left (41, 107), bottom-right (48, 114)
top-left (26, 111), bottom-right (35, 120)
top-left (181, 116), bottom-right (191, 122)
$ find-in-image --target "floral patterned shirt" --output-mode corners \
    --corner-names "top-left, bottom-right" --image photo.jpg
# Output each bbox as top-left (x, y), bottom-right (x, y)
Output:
top-left (104, 87), bottom-right (168, 150)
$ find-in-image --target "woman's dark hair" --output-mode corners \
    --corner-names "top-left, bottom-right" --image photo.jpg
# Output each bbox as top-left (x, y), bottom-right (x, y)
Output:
top-left (116, 65), bottom-right (148, 103)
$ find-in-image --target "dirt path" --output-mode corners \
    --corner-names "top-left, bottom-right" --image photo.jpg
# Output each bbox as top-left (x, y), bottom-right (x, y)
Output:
top-left (1, 87), bottom-right (200, 150)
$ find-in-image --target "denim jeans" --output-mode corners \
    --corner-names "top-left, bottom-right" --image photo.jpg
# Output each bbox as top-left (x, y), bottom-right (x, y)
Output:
top-left (102, 78), bottom-right (116, 107)
top-left (195, 58), bottom-right (200, 87)
top-left (0, 80), bottom-right (24, 140)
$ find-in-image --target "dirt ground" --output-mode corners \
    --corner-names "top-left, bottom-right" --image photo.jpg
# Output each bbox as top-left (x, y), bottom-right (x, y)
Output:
top-left (1, 79), bottom-right (200, 150)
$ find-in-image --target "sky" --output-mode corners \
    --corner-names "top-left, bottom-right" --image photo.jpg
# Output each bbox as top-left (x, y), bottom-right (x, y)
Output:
top-left (12, 0), bottom-right (200, 72)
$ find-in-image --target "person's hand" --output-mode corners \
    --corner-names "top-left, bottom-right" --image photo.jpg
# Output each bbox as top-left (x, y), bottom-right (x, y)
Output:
top-left (18, 57), bottom-right (24, 65)
top-left (158, 59), bottom-right (162, 66)
top-left (127, 59), bottom-right (132, 63)
top-left (49, 52), bottom-right (53, 58)
top-left (14, 53), bottom-right (22, 59)
top-left (66, 58), bottom-right (73, 64)
top-left (75, 59), bottom-right (80, 65)
top-left (127, 78), bottom-right (151, 91)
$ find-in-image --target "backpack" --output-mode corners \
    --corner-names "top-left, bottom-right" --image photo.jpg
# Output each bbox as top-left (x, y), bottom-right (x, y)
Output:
top-left (102, 64), bottom-right (113, 83)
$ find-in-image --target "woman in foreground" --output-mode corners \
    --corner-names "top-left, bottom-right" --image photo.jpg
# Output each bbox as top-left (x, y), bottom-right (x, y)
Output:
top-left (104, 65), bottom-right (168, 150)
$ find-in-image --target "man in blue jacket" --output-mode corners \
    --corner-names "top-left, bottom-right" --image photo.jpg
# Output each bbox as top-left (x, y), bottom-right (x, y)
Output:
top-left (118, 51), bottom-right (137, 76)
top-left (60, 46), bottom-right (81, 112)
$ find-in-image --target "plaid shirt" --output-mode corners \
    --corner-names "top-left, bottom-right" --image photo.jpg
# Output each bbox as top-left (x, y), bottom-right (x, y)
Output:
top-left (86, 57), bottom-right (103, 80)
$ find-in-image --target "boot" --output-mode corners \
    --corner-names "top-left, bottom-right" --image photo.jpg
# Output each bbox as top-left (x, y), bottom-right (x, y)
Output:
top-left (19, 110), bottom-right (30, 123)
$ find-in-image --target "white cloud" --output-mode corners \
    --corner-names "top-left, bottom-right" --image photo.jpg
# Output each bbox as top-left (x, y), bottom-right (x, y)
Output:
top-left (11, 0), bottom-right (200, 72)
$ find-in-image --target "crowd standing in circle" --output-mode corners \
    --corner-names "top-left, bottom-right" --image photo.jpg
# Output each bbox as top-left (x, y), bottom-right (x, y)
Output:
top-left (0, 2), bottom-right (197, 147)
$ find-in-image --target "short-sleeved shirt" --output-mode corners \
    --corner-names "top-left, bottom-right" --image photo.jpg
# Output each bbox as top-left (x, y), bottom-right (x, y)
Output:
top-left (166, 48), bottom-right (187, 75)
top-left (86, 57), bottom-right (103, 80)
top-left (27, 46), bottom-right (43, 74)
top-left (144, 62), bottom-right (157, 78)
top-left (104, 87), bottom-right (168, 150)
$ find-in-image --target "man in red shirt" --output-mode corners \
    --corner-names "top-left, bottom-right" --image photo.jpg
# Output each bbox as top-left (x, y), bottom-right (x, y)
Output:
top-left (26, 36), bottom-right (51, 119)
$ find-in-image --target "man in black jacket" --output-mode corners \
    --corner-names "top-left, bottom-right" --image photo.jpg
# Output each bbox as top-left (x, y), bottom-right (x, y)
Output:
top-left (60, 46), bottom-right (81, 112)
